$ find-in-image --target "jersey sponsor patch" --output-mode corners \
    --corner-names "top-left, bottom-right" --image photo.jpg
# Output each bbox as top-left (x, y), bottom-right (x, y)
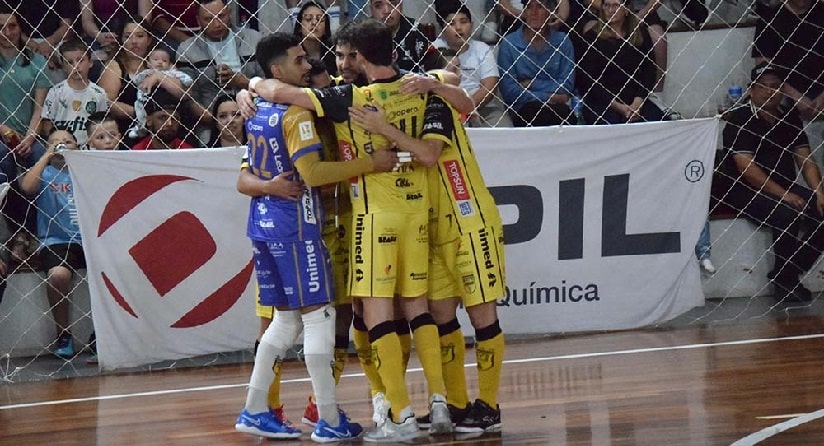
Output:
top-left (299, 121), bottom-right (314, 141)
top-left (301, 189), bottom-right (318, 224)
top-left (268, 113), bottom-right (279, 127)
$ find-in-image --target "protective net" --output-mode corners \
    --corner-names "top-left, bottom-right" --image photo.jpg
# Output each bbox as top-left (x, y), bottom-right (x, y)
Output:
top-left (0, 0), bottom-right (822, 381)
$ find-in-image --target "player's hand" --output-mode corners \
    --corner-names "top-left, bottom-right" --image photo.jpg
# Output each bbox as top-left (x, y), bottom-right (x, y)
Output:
top-left (265, 171), bottom-right (304, 201)
top-left (400, 73), bottom-right (439, 95)
top-left (348, 103), bottom-right (391, 135)
top-left (237, 89), bottom-right (257, 119)
top-left (369, 149), bottom-right (400, 173)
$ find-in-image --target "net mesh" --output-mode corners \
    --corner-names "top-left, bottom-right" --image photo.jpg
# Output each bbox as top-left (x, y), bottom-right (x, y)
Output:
top-left (0, 0), bottom-right (822, 381)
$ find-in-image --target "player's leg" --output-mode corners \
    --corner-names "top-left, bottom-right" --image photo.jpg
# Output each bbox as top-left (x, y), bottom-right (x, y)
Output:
top-left (456, 226), bottom-right (507, 433)
top-left (236, 241), bottom-right (302, 439)
top-left (254, 288), bottom-right (294, 428)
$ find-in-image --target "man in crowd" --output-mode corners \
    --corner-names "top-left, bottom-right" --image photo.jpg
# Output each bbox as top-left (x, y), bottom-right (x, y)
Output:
top-left (719, 62), bottom-right (824, 303)
top-left (497, 0), bottom-right (575, 126)
top-left (369, 0), bottom-right (440, 72)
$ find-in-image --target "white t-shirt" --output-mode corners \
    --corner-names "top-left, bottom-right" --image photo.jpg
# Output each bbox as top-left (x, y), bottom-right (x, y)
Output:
top-left (433, 38), bottom-right (500, 96)
top-left (41, 81), bottom-right (109, 146)
top-left (205, 33), bottom-right (242, 73)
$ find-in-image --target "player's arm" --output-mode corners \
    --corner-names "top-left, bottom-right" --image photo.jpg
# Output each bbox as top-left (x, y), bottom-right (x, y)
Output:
top-left (400, 72), bottom-right (474, 115)
top-left (349, 103), bottom-right (444, 168)
top-left (236, 167), bottom-right (304, 201)
top-left (247, 78), bottom-right (352, 122)
top-left (293, 150), bottom-right (399, 187)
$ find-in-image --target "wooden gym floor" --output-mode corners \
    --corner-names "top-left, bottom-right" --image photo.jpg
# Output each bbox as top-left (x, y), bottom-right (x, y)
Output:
top-left (3, 298), bottom-right (824, 445)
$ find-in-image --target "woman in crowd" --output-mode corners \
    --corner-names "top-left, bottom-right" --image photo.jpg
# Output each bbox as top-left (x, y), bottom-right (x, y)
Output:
top-left (209, 95), bottom-right (245, 148)
top-left (293, 1), bottom-right (337, 76)
top-left (577, 0), bottom-right (664, 124)
top-left (0, 4), bottom-right (51, 264)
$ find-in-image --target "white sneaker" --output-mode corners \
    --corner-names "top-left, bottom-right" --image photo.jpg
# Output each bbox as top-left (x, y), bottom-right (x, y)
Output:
top-left (371, 392), bottom-right (389, 426)
top-left (363, 415), bottom-right (420, 442)
top-left (700, 258), bottom-right (716, 274)
top-left (428, 393), bottom-right (453, 434)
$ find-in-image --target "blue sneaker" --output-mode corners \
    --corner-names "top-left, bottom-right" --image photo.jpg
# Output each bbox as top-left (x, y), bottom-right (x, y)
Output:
top-left (311, 410), bottom-right (363, 443)
top-left (54, 335), bottom-right (74, 359)
top-left (235, 408), bottom-right (303, 439)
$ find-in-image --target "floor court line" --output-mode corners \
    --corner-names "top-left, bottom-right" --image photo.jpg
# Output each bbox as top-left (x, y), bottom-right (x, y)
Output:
top-left (3, 333), bottom-right (824, 412)
top-left (731, 408), bottom-right (824, 446)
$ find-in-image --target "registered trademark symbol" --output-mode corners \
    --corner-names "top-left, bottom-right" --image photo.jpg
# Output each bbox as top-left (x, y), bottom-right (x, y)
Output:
top-left (684, 160), bottom-right (705, 183)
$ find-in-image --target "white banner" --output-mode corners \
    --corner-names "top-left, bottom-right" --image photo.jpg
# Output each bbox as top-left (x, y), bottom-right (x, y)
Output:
top-left (65, 148), bottom-right (258, 371)
top-left (462, 118), bottom-right (718, 333)
top-left (66, 119), bottom-right (718, 370)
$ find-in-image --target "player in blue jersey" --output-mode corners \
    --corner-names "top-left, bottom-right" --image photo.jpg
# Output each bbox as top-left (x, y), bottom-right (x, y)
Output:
top-left (234, 32), bottom-right (397, 444)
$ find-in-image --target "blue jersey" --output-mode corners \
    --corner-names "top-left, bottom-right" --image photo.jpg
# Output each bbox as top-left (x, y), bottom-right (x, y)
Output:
top-left (36, 165), bottom-right (81, 248)
top-left (242, 99), bottom-right (325, 242)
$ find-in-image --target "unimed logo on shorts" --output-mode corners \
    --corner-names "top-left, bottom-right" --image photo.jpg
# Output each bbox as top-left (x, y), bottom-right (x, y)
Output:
top-left (96, 175), bottom-right (253, 328)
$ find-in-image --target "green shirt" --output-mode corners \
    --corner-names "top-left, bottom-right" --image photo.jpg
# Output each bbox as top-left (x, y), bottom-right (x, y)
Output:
top-left (0, 51), bottom-right (52, 134)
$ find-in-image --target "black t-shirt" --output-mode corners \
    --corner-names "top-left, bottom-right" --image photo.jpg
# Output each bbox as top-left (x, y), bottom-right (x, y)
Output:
top-left (578, 26), bottom-right (655, 104)
top-left (753, 1), bottom-right (824, 98)
top-left (393, 16), bottom-right (436, 73)
top-left (14, 0), bottom-right (79, 40)
top-left (722, 102), bottom-right (809, 191)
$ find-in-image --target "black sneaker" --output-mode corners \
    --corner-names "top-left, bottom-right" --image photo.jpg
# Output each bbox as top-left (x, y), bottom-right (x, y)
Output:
top-left (771, 275), bottom-right (813, 303)
top-left (455, 399), bottom-right (502, 433)
top-left (415, 403), bottom-right (470, 430)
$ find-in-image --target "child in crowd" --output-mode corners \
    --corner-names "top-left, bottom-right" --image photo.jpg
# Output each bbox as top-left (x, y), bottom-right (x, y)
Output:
top-left (128, 47), bottom-right (193, 139)
top-left (20, 130), bottom-right (87, 360)
top-left (41, 39), bottom-right (110, 147)
top-left (85, 112), bottom-right (128, 150)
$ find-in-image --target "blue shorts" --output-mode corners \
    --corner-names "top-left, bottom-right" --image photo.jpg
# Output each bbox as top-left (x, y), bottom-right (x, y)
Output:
top-left (252, 239), bottom-right (334, 310)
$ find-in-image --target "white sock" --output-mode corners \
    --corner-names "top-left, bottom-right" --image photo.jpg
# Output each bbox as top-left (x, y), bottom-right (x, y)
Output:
top-left (245, 310), bottom-right (302, 413)
top-left (302, 305), bottom-right (337, 426)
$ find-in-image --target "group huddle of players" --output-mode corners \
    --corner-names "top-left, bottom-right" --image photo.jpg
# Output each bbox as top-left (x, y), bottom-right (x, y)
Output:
top-left (233, 18), bottom-right (507, 443)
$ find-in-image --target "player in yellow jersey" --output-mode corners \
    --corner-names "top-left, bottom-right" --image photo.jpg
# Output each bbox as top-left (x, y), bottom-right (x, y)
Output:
top-left (350, 69), bottom-right (507, 435)
top-left (243, 20), bottom-right (478, 442)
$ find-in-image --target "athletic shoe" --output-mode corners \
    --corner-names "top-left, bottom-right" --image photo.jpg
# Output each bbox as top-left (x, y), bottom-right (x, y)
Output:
top-left (272, 405), bottom-right (299, 432)
top-left (302, 395), bottom-right (319, 426)
top-left (310, 409), bottom-right (363, 443)
top-left (455, 399), bottom-right (502, 433)
top-left (416, 403), bottom-right (470, 429)
top-left (54, 335), bottom-right (74, 359)
top-left (427, 393), bottom-right (453, 434)
top-left (371, 392), bottom-right (389, 425)
top-left (363, 415), bottom-right (420, 442)
top-left (235, 408), bottom-right (303, 439)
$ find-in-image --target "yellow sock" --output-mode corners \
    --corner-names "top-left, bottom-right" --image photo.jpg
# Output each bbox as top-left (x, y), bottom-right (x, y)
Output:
top-left (410, 314), bottom-right (446, 397)
top-left (266, 358), bottom-right (283, 409)
top-left (394, 319), bottom-right (412, 372)
top-left (333, 347), bottom-right (348, 385)
top-left (371, 324), bottom-right (411, 422)
top-left (475, 322), bottom-right (505, 407)
top-left (353, 316), bottom-right (385, 395)
top-left (440, 321), bottom-right (469, 409)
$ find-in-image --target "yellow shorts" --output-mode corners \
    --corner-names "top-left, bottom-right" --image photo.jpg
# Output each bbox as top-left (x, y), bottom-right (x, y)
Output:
top-left (429, 225), bottom-right (506, 307)
top-left (254, 280), bottom-right (275, 319)
top-left (350, 212), bottom-right (429, 298)
top-left (324, 210), bottom-right (353, 305)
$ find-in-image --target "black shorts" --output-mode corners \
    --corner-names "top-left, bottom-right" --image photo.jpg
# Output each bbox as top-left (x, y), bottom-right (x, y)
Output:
top-left (40, 243), bottom-right (86, 272)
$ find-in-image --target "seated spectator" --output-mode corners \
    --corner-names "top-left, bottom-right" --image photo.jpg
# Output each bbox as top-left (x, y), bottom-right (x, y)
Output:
top-left (208, 95), bottom-right (245, 148)
top-left (139, 0), bottom-right (200, 52)
top-left (131, 87), bottom-right (195, 149)
top-left (19, 130), bottom-right (85, 359)
top-left (79, 0), bottom-right (140, 79)
top-left (236, 0), bottom-right (296, 34)
top-left (16, 0), bottom-right (77, 66)
top-left (127, 46), bottom-right (194, 139)
top-left (718, 63), bottom-right (824, 303)
top-left (0, 4), bottom-right (51, 261)
top-left (294, 1), bottom-right (337, 76)
top-left (577, 0), bottom-right (663, 124)
top-left (434, 1), bottom-right (512, 127)
top-left (753, 0), bottom-right (824, 121)
top-left (497, 0), bottom-right (575, 126)
top-left (41, 39), bottom-right (110, 146)
top-left (369, 0), bottom-right (440, 72)
top-left (176, 0), bottom-right (263, 121)
top-left (85, 112), bottom-right (129, 150)
top-left (583, 0), bottom-right (667, 91)
top-left (490, 0), bottom-right (569, 37)
top-left (98, 19), bottom-right (154, 142)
